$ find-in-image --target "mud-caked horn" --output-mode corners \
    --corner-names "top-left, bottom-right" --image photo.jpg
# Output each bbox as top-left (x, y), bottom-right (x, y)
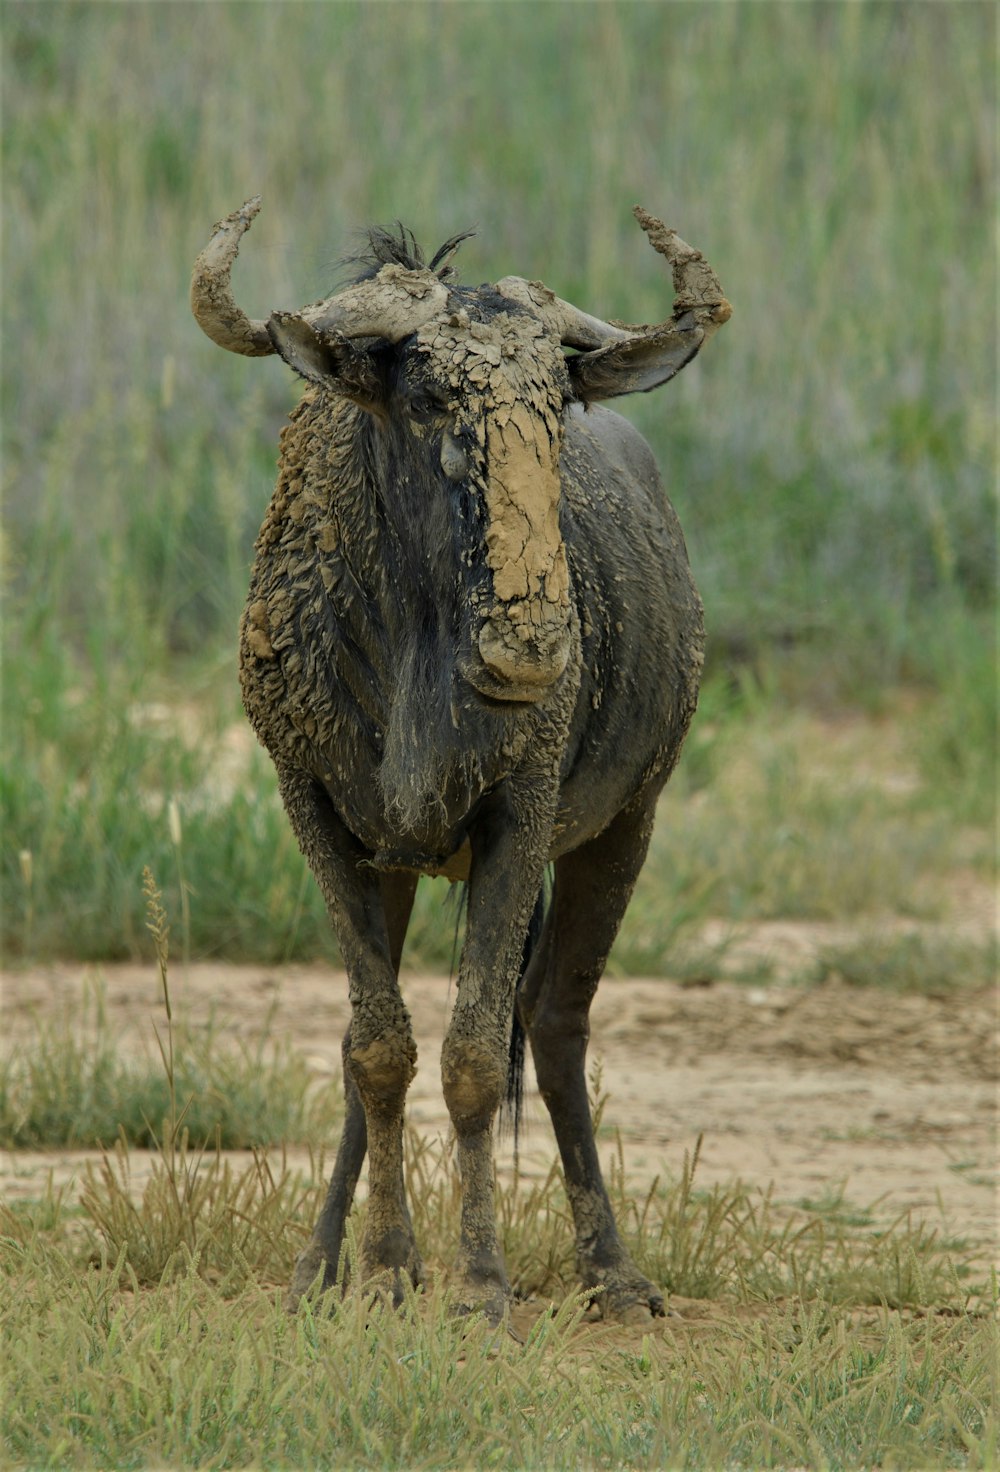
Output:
top-left (631, 206), bottom-right (732, 342)
top-left (192, 199), bottom-right (454, 359)
top-left (499, 207), bottom-right (732, 402)
top-left (299, 269), bottom-right (449, 345)
top-left (190, 197), bottom-right (275, 357)
top-left (494, 277), bottom-right (634, 351)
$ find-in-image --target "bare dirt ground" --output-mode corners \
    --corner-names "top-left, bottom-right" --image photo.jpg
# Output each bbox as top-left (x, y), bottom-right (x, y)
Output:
top-left (3, 949), bottom-right (997, 1294)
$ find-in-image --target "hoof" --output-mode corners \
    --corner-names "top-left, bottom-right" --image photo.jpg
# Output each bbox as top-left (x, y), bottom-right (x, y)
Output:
top-left (451, 1296), bottom-right (508, 1329)
top-left (360, 1231), bottom-right (424, 1308)
top-left (602, 1296), bottom-right (665, 1327)
top-left (452, 1300), bottom-right (523, 1344)
top-left (363, 1262), bottom-right (425, 1312)
top-left (286, 1242), bottom-right (339, 1313)
top-left (450, 1266), bottom-right (511, 1331)
top-left (585, 1270), bottom-right (666, 1322)
top-left (287, 1244), bottom-right (423, 1316)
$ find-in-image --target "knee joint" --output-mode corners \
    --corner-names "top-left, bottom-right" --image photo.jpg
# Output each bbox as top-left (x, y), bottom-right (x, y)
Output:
top-left (348, 1034), bottom-right (415, 1110)
top-left (441, 1039), bottom-right (504, 1131)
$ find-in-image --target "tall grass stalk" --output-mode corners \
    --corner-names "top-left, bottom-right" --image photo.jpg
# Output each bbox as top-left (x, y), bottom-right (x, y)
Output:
top-left (142, 868), bottom-right (180, 1172)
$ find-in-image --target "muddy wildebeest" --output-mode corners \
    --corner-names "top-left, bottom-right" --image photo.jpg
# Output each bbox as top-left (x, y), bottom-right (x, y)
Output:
top-left (191, 199), bottom-right (730, 1324)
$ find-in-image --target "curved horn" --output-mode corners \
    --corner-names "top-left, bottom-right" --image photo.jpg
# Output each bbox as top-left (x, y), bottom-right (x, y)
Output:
top-left (190, 197), bottom-right (275, 357)
top-left (300, 267), bottom-right (450, 345)
top-left (495, 277), bottom-right (632, 350)
top-left (632, 206), bottom-right (732, 341)
top-left (498, 208), bottom-right (731, 352)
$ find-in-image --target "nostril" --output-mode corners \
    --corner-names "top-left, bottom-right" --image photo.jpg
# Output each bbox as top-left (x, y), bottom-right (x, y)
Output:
top-left (440, 433), bottom-right (468, 482)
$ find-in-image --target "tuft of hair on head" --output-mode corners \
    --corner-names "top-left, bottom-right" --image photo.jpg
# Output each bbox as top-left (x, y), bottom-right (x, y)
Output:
top-left (428, 229), bottom-right (477, 279)
top-left (342, 223), bottom-right (476, 284)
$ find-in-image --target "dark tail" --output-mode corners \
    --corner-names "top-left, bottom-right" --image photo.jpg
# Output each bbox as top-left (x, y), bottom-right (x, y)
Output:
top-left (501, 882), bottom-right (548, 1146)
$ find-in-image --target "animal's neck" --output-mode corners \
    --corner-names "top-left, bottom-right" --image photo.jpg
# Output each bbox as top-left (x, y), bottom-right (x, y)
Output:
top-left (312, 399), bottom-right (496, 835)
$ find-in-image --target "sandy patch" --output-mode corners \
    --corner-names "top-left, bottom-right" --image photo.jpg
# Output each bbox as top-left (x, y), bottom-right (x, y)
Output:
top-left (2, 955), bottom-right (995, 1284)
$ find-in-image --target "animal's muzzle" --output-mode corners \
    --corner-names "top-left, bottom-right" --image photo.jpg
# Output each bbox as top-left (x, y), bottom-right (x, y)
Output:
top-left (469, 616), bottom-right (571, 702)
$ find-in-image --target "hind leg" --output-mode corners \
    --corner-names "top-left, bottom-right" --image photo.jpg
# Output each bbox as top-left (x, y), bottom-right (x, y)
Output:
top-left (288, 867), bottom-right (418, 1308)
top-left (519, 789), bottom-right (666, 1319)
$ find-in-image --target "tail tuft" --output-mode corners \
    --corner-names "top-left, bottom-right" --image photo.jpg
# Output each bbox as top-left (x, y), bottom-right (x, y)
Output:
top-left (500, 883), bottom-right (547, 1146)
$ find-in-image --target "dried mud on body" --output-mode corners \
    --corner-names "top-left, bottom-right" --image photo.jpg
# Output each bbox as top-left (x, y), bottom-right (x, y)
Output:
top-left (2, 956), bottom-right (997, 1286)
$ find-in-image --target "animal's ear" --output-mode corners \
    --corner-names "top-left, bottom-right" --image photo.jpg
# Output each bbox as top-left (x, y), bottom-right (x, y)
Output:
top-left (566, 322), bottom-right (704, 403)
top-left (267, 312), bottom-right (385, 412)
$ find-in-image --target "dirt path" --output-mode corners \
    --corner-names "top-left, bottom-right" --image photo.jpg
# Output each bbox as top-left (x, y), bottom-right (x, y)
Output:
top-left (3, 959), bottom-right (996, 1283)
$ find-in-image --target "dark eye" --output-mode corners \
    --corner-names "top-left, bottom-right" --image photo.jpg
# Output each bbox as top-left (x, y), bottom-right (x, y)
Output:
top-left (406, 389), bottom-right (448, 424)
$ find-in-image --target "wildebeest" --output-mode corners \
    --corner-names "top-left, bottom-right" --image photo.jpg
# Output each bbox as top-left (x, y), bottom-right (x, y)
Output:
top-left (190, 199), bottom-right (730, 1324)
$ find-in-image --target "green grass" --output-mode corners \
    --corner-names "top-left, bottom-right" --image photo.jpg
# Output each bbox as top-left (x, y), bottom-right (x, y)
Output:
top-left (3, 671), bottom-right (993, 967)
top-left (817, 929), bottom-right (998, 997)
top-left (4, 1241), bottom-right (993, 1471)
top-left (609, 680), bottom-right (994, 976)
top-left (2, 930), bottom-right (995, 1469)
top-left (2, 1118), bottom-right (995, 1469)
top-left (0, 975), bottom-right (343, 1151)
top-left (2, 5), bottom-right (995, 956)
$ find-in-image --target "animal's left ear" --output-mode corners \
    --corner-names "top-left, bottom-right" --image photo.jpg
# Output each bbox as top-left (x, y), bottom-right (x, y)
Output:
top-left (566, 322), bottom-right (704, 403)
top-left (267, 312), bottom-right (384, 412)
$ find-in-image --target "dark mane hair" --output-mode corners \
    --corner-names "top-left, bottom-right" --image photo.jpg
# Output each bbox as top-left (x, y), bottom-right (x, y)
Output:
top-left (342, 223), bottom-right (476, 284)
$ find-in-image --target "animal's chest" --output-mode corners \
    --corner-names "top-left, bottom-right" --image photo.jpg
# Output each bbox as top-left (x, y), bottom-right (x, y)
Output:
top-left (239, 527), bottom-right (527, 863)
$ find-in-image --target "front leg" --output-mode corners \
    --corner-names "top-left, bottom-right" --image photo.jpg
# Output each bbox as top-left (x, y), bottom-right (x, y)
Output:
top-left (277, 772), bottom-right (421, 1305)
top-left (288, 870), bottom-right (418, 1308)
top-left (440, 779), bottom-right (554, 1324)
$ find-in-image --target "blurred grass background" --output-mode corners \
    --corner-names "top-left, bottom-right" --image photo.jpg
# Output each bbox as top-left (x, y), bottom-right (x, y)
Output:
top-left (2, 1), bottom-right (995, 965)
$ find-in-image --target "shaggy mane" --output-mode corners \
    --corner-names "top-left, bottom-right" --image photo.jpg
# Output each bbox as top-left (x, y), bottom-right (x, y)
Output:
top-left (342, 223), bottom-right (476, 284)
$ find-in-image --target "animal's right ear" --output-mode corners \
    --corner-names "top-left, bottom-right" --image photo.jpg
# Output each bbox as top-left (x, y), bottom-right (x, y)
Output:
top-left (566, 324), bottom-right (703, 403)
top-left (267, 312), bottom-right (385, 414)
